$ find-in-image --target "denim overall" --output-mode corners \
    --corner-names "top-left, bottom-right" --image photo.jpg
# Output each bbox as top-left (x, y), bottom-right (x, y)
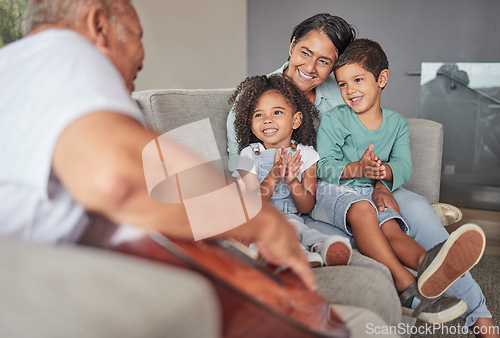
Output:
top-left (251, 142), bottom-right (300, 215)
top-left (249, 142), bottom-right (328, 248)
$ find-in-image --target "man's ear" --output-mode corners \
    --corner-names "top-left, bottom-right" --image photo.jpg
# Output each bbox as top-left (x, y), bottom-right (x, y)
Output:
top-left (85, 8), bottom-right (110, 47)
top-left (378, 69), bottom-right (389, 89)
top-left (292, 111), bottom-right (303, 129)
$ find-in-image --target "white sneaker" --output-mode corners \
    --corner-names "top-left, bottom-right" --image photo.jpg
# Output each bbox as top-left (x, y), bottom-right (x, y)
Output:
top-left (312, 235), bottom-right (352, 266)
top-left (301, 244), bottom-right (323, 268)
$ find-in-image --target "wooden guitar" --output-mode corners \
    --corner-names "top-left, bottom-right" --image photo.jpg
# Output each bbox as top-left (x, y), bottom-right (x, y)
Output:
top-left (112, 233), bottom-right (349, 338)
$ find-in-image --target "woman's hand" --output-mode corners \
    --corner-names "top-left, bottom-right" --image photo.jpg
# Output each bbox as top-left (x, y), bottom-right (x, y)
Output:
top-left (372, 181), bottom-right (400, 213)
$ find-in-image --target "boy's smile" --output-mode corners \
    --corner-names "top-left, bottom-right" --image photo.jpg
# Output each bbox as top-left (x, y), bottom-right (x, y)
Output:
top-left (251, 90), bottom-right (302, 149)
top-left (335, 63), bottom-right (388, 118)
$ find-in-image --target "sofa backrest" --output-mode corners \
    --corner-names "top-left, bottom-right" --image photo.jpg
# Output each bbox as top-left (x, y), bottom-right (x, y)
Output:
top-left (133, 89), bottom-right (233, 168)
top-left (405, 118), bottom-right (443, 203)
top-left (132, 89), bottom-right (443, 203)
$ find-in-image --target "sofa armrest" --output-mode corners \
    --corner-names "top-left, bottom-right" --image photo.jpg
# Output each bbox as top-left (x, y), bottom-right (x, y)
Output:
top-left (0, 236), bottom-right (220, 337)
top-left (403, 118), bottom-right (443, 203)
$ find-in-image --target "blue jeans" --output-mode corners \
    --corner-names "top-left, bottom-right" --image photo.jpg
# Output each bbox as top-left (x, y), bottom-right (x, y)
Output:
top-left (286, 214), bottom-right (332, 249)
top-left (393, 188), bottom-right (491, 327)
top-left (310, 181), bottom-right (409, 236)
top-left (307, 183), bottom-right (491, 326)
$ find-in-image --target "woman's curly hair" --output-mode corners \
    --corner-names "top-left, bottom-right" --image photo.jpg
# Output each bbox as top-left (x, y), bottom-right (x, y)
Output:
top-left (229, 74), bottom-right (319, 152)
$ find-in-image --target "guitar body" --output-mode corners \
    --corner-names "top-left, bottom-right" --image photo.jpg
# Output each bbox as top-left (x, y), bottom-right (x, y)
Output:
top-left (112, 234), bottom-right (349, 338)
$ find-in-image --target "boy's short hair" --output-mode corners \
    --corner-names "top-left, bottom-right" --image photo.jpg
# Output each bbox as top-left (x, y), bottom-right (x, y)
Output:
top-left (334, 38), bottom-right (388, 80)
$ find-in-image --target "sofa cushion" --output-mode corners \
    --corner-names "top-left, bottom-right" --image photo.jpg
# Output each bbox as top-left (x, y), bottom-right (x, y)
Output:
top-left (133, 89), bottom-right (234, 171)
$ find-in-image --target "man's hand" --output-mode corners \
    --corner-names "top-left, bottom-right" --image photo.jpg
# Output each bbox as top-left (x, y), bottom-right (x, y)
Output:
top-left (241, 203), bottom-right (317, 291)
top-left (372, 181), bottom-right (400, 213)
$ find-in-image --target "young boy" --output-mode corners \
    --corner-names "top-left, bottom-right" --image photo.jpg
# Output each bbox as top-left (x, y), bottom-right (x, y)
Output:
top-left (311, 38), bottom-right (486, 324)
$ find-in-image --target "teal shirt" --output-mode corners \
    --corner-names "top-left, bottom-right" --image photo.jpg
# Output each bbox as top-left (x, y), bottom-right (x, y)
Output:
top-left (316, 105), bottom-right (412, 192)
top-left (226, 61), bottom-right (343, 157)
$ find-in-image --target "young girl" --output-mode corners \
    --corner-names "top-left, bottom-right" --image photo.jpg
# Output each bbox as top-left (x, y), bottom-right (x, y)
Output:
top-left (230, 74), bottom-right (351, 267)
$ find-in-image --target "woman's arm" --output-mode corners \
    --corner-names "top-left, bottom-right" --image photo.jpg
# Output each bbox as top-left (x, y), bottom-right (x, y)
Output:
top-left (226, 106), bottom-right (239, 158)
top-left (372, 181), bottom-right (400, 213)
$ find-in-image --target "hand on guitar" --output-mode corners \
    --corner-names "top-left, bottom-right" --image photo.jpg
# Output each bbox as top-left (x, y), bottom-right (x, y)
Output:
top-left (226, 203), bottom-right (317, 291)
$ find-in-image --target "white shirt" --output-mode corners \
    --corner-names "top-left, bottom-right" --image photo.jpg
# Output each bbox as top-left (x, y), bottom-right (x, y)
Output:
top-left (0, 29), bottom-right (143, 243)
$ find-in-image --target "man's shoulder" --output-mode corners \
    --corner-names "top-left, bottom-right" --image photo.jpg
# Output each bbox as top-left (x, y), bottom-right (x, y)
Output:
top-left (1, 29), bottom-right (93, 64)
top-left (27, 29), bottom-right (95, 53)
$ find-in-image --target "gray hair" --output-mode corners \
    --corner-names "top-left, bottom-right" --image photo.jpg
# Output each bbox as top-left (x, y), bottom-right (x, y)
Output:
top-left (22, 0), bottom-right (131, 36)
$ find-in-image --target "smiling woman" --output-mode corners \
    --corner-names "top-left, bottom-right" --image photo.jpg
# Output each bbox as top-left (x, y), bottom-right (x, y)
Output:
top-left (284, 30), bottom-right (337, 103)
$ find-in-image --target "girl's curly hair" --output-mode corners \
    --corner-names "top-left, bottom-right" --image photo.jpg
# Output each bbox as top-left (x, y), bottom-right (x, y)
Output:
top-left (229, 74), bottom-right (319, 152)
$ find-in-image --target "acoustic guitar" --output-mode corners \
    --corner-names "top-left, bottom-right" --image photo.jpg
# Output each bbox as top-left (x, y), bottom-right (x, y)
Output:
top-left (112, 233), bottom-right (349, 338)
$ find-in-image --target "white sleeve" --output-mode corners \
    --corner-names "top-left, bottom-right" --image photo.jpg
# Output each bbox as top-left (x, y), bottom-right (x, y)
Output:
top-left (298, 144), bottom-right (319, 174)
top-left (235, 146), bottom-right (257, 175)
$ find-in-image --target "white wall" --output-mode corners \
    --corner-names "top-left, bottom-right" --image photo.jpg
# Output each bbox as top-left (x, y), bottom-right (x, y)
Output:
top-left (133, 0), bottom-right (247, 91)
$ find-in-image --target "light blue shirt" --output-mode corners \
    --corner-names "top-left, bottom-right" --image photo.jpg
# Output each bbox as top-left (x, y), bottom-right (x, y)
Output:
top-left (226, 62), bottom-right (343, 157)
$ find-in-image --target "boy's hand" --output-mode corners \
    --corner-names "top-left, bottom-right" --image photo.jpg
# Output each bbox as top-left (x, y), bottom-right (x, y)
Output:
top-left (359, 144), bottom-right (386, 180)
top-left (284, 149), bottom-right (303, 185)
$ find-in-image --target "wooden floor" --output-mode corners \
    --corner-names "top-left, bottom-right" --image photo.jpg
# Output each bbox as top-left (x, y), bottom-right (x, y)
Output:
top-left (447, 208), bottom-right (500, 256)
